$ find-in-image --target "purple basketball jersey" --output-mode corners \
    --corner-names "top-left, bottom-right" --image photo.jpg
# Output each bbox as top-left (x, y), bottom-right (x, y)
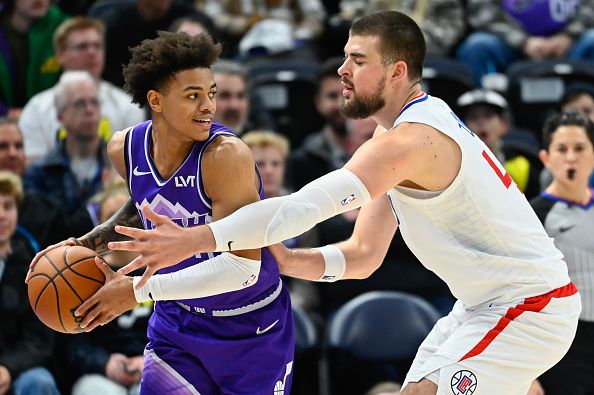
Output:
top-left (124, 121), bottom-right (281, 310)
top-left (125, 121), bottom-right (295, 394)
top-left (502, 0), bottom-right (580, 36)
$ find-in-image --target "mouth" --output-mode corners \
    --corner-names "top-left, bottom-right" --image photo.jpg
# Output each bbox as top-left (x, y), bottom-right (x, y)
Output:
top-left (193, 118), bottom-right (212, 127)
top-left (567, 168), bottom-right (576, 180)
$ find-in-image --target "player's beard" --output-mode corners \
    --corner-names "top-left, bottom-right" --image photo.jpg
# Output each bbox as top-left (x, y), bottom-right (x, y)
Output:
top-left (340, 75), bottom-right (386, 119)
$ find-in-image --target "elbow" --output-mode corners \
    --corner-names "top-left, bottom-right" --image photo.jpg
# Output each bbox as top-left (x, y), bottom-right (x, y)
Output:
top-left (350, 250), bottom-right (384, 280)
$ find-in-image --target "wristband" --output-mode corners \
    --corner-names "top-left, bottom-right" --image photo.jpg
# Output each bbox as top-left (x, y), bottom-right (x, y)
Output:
top-left (316, 245), bottom-right (346, 282)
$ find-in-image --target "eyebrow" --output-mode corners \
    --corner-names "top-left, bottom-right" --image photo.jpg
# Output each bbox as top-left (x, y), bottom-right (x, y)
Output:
top-left (345, 51), bottom-right (367, 59)
top-left (183, 83), bottom-right (217, 91)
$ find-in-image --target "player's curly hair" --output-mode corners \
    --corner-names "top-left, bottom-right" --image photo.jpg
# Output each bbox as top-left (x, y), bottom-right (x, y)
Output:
top-left (123, 31), bottom-right (221, 107)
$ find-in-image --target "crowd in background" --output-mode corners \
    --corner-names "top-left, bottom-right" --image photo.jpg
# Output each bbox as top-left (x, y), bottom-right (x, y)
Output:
top-left (1, 0), bottom-right (593, 394)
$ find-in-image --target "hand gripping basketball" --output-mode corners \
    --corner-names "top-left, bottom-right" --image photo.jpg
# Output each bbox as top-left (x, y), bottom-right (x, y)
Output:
top-left (25, 237), bottom-right (81, 284)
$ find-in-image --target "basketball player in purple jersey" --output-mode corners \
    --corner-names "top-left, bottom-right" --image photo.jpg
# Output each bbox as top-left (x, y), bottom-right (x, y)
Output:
top-left (26, 32), bottom-right (294, 394)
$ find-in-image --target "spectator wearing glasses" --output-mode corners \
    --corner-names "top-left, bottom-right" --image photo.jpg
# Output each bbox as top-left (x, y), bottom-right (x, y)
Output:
top-left (18, 17), bottom-right (145, 164)
top-left (23, 71), bottom-right (112, 215)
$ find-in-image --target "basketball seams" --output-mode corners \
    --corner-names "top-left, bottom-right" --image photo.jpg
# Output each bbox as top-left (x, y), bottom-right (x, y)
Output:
top-left (28, 245), bottom-right (105, 334)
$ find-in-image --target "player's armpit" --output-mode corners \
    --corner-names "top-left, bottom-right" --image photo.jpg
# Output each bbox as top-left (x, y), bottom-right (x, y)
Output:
top-left (78, 198), bottom-right (143, 255)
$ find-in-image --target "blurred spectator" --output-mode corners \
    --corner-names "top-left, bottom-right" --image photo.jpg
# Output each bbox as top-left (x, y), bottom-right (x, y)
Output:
top-left (530, 112), bottom-right (594, 395)
top-left (331, 0), bottom-right (465, 56)
top-left (242, 130), bottom-right (290, 198)
top-left (458, 0), bottom-right (594, 86)
top-left (0, 117), bottom-right (73, 250)
top-left (0, 171), bottom-right (61, 395)
top-left (67, 301), bottom-right (151, 395)
top-left (561, 82), bottom-right (594, 123)
top-left (23, 71), bottom-right (108, 215)
top-left (0, 0), bottom-right (68, 118)
top-left (457, 89), bottom-right (542, 199)
top-left (201, 0), bottom-right (325, 58)
top-left (18, 17), bottom-right (145, 163)
top-left (285, 57), bottom-right (348, 190)
top-left (347, 117), bottom-right (377, 155)
top-left (101, 0), bottom-right (203, 87)
top-left (168, 13), bottom-right (216, 37)
top-left (212, 60), bottom-right (250, 135)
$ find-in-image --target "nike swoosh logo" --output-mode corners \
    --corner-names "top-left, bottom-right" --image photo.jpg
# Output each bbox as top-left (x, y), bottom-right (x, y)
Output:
top-left (133, 166), bottom-right (152, 176)
top-left (256, 319), bottom-right (279, 335)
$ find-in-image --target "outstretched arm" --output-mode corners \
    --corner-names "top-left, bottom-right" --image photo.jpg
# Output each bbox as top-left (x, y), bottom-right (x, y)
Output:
top-left (113, 123), bottom-right (456, 287)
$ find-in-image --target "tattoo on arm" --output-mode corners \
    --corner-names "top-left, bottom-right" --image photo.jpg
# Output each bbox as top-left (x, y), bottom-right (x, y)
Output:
top-left (78, 198), bottom-right (143, 254)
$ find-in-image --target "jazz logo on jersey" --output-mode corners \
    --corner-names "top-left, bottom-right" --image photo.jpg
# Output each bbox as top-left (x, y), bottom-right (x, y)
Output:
top-left (175, 175), bottom-right (195, 188)
top-left (341, 193), bottom-right (356, 206)
top-left (451, 370), bottom-right (477, 395)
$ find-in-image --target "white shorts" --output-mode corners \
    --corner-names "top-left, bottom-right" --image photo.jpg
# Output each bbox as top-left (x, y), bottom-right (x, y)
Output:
top-left (402, 283), bottom-right (581, 395)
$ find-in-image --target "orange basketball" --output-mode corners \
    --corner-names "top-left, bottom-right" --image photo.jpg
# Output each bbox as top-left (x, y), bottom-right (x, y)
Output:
top-left (27, 245), bottom-right (105, 334)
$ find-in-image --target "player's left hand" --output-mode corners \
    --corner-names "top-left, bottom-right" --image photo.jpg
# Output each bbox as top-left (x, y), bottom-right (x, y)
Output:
top-left (111, 205), bottom-right (203, 288)
top-left (75, 257), bottom-right (137, 332)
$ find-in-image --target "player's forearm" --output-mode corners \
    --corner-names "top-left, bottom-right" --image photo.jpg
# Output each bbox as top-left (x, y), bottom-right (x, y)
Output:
top-left (78, 198), bottom-right (143, 255)
top-left (278, 248), bottom-right (325, 280)
top-left (279, 239), bottom-right (376, 282)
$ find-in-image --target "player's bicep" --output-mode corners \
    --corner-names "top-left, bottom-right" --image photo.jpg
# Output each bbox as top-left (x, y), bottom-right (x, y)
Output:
top-left (345, 127), bottom-right (419, 198)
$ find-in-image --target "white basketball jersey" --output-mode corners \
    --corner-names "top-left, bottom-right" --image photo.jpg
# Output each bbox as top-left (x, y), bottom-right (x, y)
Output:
top-left (387, 93), bottom-right (570, 307)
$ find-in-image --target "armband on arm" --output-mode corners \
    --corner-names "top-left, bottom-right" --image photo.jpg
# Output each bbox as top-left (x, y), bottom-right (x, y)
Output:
top-left (315, 245), bottom-right (346, 282)
top-left (208, 169), bottom-right (371, 251)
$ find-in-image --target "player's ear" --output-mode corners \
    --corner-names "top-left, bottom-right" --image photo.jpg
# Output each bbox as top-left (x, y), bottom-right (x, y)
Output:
top-left (147, 90), bottom-right (163, 113)
top-left (538, 149), bottom-right (549, 168)
top-left (389, 60), bottom-right (407, 82)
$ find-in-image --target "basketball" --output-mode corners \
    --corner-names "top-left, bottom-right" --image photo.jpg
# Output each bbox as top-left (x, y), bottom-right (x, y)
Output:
top-left (27, 245), bottom-right (105, 334)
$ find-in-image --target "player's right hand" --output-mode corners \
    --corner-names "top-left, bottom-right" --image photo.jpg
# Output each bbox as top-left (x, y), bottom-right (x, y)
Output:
top-left (25, 237), bottom-right (81, 284)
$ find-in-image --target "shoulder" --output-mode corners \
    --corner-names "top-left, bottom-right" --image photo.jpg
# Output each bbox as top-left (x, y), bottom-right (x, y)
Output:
top-left (107, 128), bottom-right (131, 154)
top-left (204, 134), bottom-right (252, 163)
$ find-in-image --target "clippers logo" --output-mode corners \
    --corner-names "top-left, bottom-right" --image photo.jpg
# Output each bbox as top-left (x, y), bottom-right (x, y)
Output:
top-left (243, 274), bottom-right (258, 287)
top-left (341, 193), bottom-right (356, 206)
top-left (451, 370), bottom-right (477, 395)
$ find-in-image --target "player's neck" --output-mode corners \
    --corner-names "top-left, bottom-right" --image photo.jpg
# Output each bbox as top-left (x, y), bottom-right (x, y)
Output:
top-left (374, 83), bottom-right (423, 130)
top-left (546, 182), bottom-right (592, 205)
top-left (149, 125), bottom-right (195, 180)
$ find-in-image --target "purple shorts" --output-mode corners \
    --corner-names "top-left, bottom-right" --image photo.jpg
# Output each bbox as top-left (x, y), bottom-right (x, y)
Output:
top-left (139, 282), bottom-right (295, 395)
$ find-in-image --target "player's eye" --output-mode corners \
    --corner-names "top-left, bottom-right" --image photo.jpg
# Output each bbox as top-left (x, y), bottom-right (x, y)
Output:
top-left (188, 93), bottom-right (197, 99)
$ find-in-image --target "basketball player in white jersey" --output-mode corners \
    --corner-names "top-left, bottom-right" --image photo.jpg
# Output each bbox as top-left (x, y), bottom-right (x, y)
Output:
top-left (78, 11), bottom-right (580, 395)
